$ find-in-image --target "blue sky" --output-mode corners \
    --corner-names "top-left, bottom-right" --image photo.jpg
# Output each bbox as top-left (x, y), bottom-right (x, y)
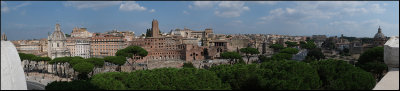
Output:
top-left (1, 1), bottom-right (399, 40)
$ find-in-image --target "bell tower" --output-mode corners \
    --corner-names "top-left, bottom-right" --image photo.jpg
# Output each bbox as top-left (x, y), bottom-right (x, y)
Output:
top-left (151, 19), bottom-right (160, 37)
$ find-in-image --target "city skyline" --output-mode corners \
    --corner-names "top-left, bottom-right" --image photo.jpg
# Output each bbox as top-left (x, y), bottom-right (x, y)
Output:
top-left (1, 1), bottom-right (399, 40)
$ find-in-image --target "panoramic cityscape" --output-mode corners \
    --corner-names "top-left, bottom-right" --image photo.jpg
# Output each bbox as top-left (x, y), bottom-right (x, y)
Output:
top-left (1, 1), bottom-right (399, 90)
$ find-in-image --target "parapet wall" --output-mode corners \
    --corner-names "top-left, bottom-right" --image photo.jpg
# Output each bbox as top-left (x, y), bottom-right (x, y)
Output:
top-left (374, 36), bottom-right (399, 90)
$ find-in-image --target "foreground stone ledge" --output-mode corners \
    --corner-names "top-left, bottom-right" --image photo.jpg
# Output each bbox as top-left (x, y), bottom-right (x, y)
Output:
top-left (373, 68), bottom-right (399, 90)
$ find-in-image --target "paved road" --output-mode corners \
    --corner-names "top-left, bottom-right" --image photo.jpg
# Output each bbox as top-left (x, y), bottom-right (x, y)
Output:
top-left (26, 81), bottom-right (45, 90)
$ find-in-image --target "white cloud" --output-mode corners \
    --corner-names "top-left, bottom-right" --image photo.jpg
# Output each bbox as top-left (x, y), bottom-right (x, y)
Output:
top-left (2, 1), bottom-right (31, 13)
top-left (64, 1), bottom-right (149, 12)
top-left (214, 1), bottom-right (249, 18)
top-left (14, 2), bottom-right (30, 9)
top-left (255, 1), bottom-right (279, 5)
top-left (149, 9), bottom-right (155, 13)
top-left (189, 1), bottom-right (250, 18)
top-left (64, 1), bottom-right (122, 10)
top-left (1, 1), bottom-right (9, 13)
top-left (119, 1), bottom-right (147, 11)
top-left (183, 10), bottom-right (190, 15)
top-left (327, 19), bottom-right (398, 37)
top-left (369, 4), bottom-right (386, 14)
top-left (259, 1), bottom-right (390, 24)
top-left (190, 1), bottom-right (218, 9)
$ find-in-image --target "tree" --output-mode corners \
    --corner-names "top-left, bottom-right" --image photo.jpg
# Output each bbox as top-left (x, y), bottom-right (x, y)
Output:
top-left (209, 60), bottom-right (322, 90)
top-left (220, 52), bottom-right (242, 65)
top-left (65, 34), bottom-right (71, 37)
top-left (49, 57), bottom-right (73, 77)
top-left (258, 55), bottom-right (272, 63)
top-left (285, 41), bottom-right (298, 48)
top-left (90, 68), bottom-right (230, 90)
top-left (145, 28), bottom-right (152, 37)
top-left (73, 62), bottom-right (94, 80)
top-left (356, 47), bottom-right (387, 81)
top-left (322, 40), bottom-right (335, 50)
top-left (104, 56), bottom-right (126, 72)
top-left (305, 48), bottom-right (325, 62)
top-left (116, 46), bottom-right (148, 60)
top-left (19, 53), bottom-right (36, 75)
top-left (182, 62), bottom-right (195, 68)
top-left (300, 41), bottom-right (316, 50)
top-left (269, 44), bottom-right (284, 52)
top-left (240, 47), bottom-right (260, 64)
top-left (85, 58), bottom-right (105, 76)
top-left (45, 80), bottom-right (101, 90)
top-left (279, 48), bottom-right (299, 54)
top-left (271, 53), bottom-right (293, 60)
top-left (311, 59), bottom-right (376, 90)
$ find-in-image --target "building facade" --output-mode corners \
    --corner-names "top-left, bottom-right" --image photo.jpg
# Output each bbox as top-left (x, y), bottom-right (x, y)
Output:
top-left (90, 34), bottom-right (125, 58)
top-left (74, 38), bottom-right (91, 58)
top-left (48, 24), bottom-right (71, 59)
top-left (71, 27), bottom-right (92, 38)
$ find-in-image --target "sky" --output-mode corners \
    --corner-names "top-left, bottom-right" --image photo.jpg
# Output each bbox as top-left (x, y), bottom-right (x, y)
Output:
top-left (1, 1), bottom-right (399, 40)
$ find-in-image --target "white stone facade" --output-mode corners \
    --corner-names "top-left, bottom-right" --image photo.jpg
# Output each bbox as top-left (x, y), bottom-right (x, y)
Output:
top-left (74, 39), bottom-right (91, 58)
top-left (383, 36), bottom-right (399, 68)
top-left (1, 41), bottom-right (27, 90)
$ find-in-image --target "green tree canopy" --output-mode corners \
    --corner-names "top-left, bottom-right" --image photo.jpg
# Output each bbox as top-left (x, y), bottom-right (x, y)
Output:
top-left (209, 60), bottom-right (322, 90)
top-left (31, 56), bottom-right (51, 62)
top-left (240, 47), bottom-right (260, 64)
top-left (305, 48), bottom-right (325, 62)
top-left (311, 59), bottom-right (376, 90)
top-left (356, 47), bottom-right (387, 81)
top-left (145, 28), bottom-right (152, 37)
top-left (357, 47), bottom-right (384, 64)
top-left (116, 46), bottom-right (148, 59)
top-left (73, 62), bottom-right (94, 74)
top-left (300, 41), bottom-right (316, 50)
top-left (69, 58), bottom-right (85, 66)
top-left (104, 56), bottom-right (126, 66)
top-left (269, 44), bottom-right (284, 52)
top-left (279, 48), bottom-right (299, 54)
top-left (85, 58), bottom-right (105, 67)
top-left (18, 53), bottom-right (36, 61)
top-left (183, 62), bottom-right (195, 68)
top-left (104, 56), bottom-right (127, 72)
top-left (220, 52), bottom-right (242, 64)
top-left (45, 80), bottom-right (101, 90)
top-left (285, 41), bottom-right (299, 48)
top-left (271, 53), bottom-right (293, 60)
top-left (50, 57), bottom-right (72, 64)
top-left (91, 68), bottom-right (230, 90)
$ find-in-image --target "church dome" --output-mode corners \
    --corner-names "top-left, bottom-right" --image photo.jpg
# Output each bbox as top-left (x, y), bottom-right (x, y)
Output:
top-left (49, 24), bottom-right (67, 41)
top-left (374, 26), bottom-right (385, 39)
